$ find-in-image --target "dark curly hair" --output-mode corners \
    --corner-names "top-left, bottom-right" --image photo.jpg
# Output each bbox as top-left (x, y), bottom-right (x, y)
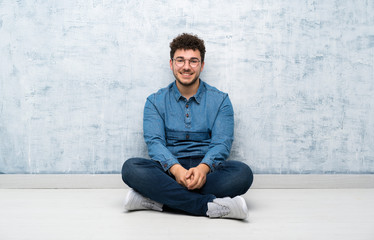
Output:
top-left (170, 33), bottom-right (206, 62)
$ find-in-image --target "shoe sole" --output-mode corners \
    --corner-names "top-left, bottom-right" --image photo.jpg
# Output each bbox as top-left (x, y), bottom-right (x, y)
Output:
top-left (124, 189), bottom-right (137, 210)
top-left (235, 196), bottom-right (249, 220)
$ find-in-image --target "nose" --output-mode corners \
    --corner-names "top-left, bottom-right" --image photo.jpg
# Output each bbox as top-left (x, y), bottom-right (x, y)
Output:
top-left (183, 60), bottom-right (192, 70)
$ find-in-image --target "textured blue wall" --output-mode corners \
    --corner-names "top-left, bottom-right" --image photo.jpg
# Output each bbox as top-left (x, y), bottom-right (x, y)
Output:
top-left (0, 0), bottom-right (373, 174)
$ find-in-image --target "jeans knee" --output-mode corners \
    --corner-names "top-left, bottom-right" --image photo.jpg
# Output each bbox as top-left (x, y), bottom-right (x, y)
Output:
top-left (231, 161), bottom-right (254, 193)
top-left (243, 164), bottom-right (254, 190)
top-left (121, 158), bottom-right (142, 184)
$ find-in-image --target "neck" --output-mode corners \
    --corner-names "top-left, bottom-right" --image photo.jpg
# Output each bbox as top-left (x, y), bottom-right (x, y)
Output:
top-left (176, 79), bottom-right (200, 100)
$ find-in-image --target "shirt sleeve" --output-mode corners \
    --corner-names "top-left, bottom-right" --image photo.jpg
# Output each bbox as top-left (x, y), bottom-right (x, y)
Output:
top-left (143, 97), bottom-right (179, 171)
top-left (200, 95), bottom-right (234, 171)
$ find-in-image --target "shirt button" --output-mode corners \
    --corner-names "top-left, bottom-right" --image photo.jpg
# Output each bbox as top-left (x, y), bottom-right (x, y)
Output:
top-left (186, 134), bottom-right (189, 139)
top-left (186, 113), bottom-right (189, 118)
top-left (186, 104), bottom-right (189, 108)
top-left (164, 164), bottom-right (167, 168)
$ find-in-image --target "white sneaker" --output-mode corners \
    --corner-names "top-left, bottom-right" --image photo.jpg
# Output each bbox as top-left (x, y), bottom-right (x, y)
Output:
top-left (124, 189), bottom-right (163, 212)
top-left (206, 196), bottom-right (248, 220)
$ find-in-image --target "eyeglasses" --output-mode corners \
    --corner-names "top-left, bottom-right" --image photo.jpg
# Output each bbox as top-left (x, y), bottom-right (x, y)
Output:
top-left (173, 58), bottom-right (201, 68)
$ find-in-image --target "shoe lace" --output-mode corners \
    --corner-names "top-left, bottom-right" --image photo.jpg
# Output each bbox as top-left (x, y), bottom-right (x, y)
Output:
top-left (214, 204), bottom-right (230, 217)
top-left (142, 200), bottom-right (157, 210)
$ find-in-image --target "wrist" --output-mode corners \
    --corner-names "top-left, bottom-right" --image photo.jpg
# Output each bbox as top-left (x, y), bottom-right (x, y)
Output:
top-left (170, 164), bottom-right (183, 176)
top-left (197, 163), bottom-right (210, 174)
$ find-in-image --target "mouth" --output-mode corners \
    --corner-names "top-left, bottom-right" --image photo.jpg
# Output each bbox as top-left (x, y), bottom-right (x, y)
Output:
top-left (180, 71), bottom-right (193, 77)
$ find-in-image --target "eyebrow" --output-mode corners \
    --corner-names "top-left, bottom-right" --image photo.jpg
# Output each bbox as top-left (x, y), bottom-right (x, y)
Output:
top-left (175, 57), bottom-right (199, 60)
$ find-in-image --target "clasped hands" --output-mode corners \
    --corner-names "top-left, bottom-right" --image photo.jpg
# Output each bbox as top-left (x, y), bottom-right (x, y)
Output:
top-left (170, 163), bottom-right (210, 190)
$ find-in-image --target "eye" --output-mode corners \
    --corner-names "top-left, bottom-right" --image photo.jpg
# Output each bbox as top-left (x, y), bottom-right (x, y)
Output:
top-left (176, 59), bottom-right (184, 63)
top-left (190, 60), bottom-right (199, 64)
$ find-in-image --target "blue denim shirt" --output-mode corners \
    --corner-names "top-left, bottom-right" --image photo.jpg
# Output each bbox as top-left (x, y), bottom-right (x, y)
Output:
top-left (143, 80), bottom-right (234, 172)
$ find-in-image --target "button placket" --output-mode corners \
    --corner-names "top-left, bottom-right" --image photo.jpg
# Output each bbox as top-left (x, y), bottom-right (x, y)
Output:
top-left (184, 101), bottom-right (191, 126)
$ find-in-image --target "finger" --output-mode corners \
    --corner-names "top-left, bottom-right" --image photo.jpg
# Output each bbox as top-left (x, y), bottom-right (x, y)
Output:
top-left (187, 174), bottom-right (194, 184)
top-left (186, 177), bottom-right (196, 189)
top-left (196, 176), bottom-right (206, 189)
top-left (180, 179), bottom-right (188, 188)
top-left (195, 175), bottom-right (205, 189)
top-left (187, 174), bottom-right (201, 190)
top-left (196, 176), bottom-right (203, 188)
top-left (192, 174), bottom-right (206, 190)
top-left (185, 168), bottom-right (194, 179)
top-left (177, 176), bottom-right (188, 188)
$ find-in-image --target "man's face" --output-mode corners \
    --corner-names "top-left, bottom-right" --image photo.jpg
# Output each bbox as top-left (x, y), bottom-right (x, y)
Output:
top-left (170, 49), bottom-right (205, 87)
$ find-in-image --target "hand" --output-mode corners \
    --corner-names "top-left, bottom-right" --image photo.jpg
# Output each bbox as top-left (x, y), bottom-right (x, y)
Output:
top-left (185, 164), bottom-right (210, 190)
top-left (169, 164), bottom-right (189, 188)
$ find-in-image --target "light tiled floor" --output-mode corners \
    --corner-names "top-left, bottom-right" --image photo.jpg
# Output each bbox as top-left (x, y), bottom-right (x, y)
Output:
top-left (0, 189), bottom-right (373, 240)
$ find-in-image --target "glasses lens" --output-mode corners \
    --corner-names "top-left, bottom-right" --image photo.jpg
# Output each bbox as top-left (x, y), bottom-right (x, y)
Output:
top-left (190, 60), bottom-right (199, 67)
top-left (174, 59), bottom-right (199, 67)
top-left (175, 59), bottom-right (184, 67)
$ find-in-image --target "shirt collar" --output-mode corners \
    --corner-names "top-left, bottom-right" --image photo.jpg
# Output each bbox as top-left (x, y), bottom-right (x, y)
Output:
top-left (171, 80), bottom-right (205, 104)
top-left (171, 82), bottom-right (183, 101)
top-left (194, 80), bottom-right (205, 104)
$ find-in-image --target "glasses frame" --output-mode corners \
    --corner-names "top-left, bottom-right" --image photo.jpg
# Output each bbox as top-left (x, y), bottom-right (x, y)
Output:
top-left (172, 58), bottom-right (201, 68)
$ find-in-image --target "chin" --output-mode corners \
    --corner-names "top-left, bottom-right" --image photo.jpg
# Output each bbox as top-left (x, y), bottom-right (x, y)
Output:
top-left (177, 77), bottom-right (199, 87)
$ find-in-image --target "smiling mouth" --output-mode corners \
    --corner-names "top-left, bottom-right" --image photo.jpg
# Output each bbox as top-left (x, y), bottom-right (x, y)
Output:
top-left (181, 71), bottom-right (193, 76)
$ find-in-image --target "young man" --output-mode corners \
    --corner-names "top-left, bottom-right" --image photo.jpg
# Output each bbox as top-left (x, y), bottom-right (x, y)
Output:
top-left (121, 33), bottom-right (253, 220)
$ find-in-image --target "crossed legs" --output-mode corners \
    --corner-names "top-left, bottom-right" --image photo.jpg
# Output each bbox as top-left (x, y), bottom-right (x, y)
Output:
top-left (121, 157), bottom-right (253, 216)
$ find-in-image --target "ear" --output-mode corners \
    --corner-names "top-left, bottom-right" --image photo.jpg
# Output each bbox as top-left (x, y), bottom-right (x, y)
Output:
top-left (200, 61), bottom-right (205, 72)
top-left (170, 59), bottom-right (173, 70)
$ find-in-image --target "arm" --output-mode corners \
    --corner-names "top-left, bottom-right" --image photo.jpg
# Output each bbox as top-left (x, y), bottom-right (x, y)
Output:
top-left (143, 97), bottom-right (179, 171)
top-left (200, 95), bottom-right (234, 171)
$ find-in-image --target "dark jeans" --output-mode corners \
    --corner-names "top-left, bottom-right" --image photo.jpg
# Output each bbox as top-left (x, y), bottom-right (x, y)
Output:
top-left (121, 157), bottom-right (253, 216)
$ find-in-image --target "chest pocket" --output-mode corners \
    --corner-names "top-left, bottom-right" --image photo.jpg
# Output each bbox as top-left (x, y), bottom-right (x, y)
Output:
top-left (166, 130), bottom-right (211, 142)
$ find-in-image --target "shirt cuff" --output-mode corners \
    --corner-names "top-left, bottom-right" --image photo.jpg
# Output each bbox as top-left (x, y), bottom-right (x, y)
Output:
top-left (156, 158), bottom-right (179, 172)
top-left (200, 157), bottom-right (222, 172)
